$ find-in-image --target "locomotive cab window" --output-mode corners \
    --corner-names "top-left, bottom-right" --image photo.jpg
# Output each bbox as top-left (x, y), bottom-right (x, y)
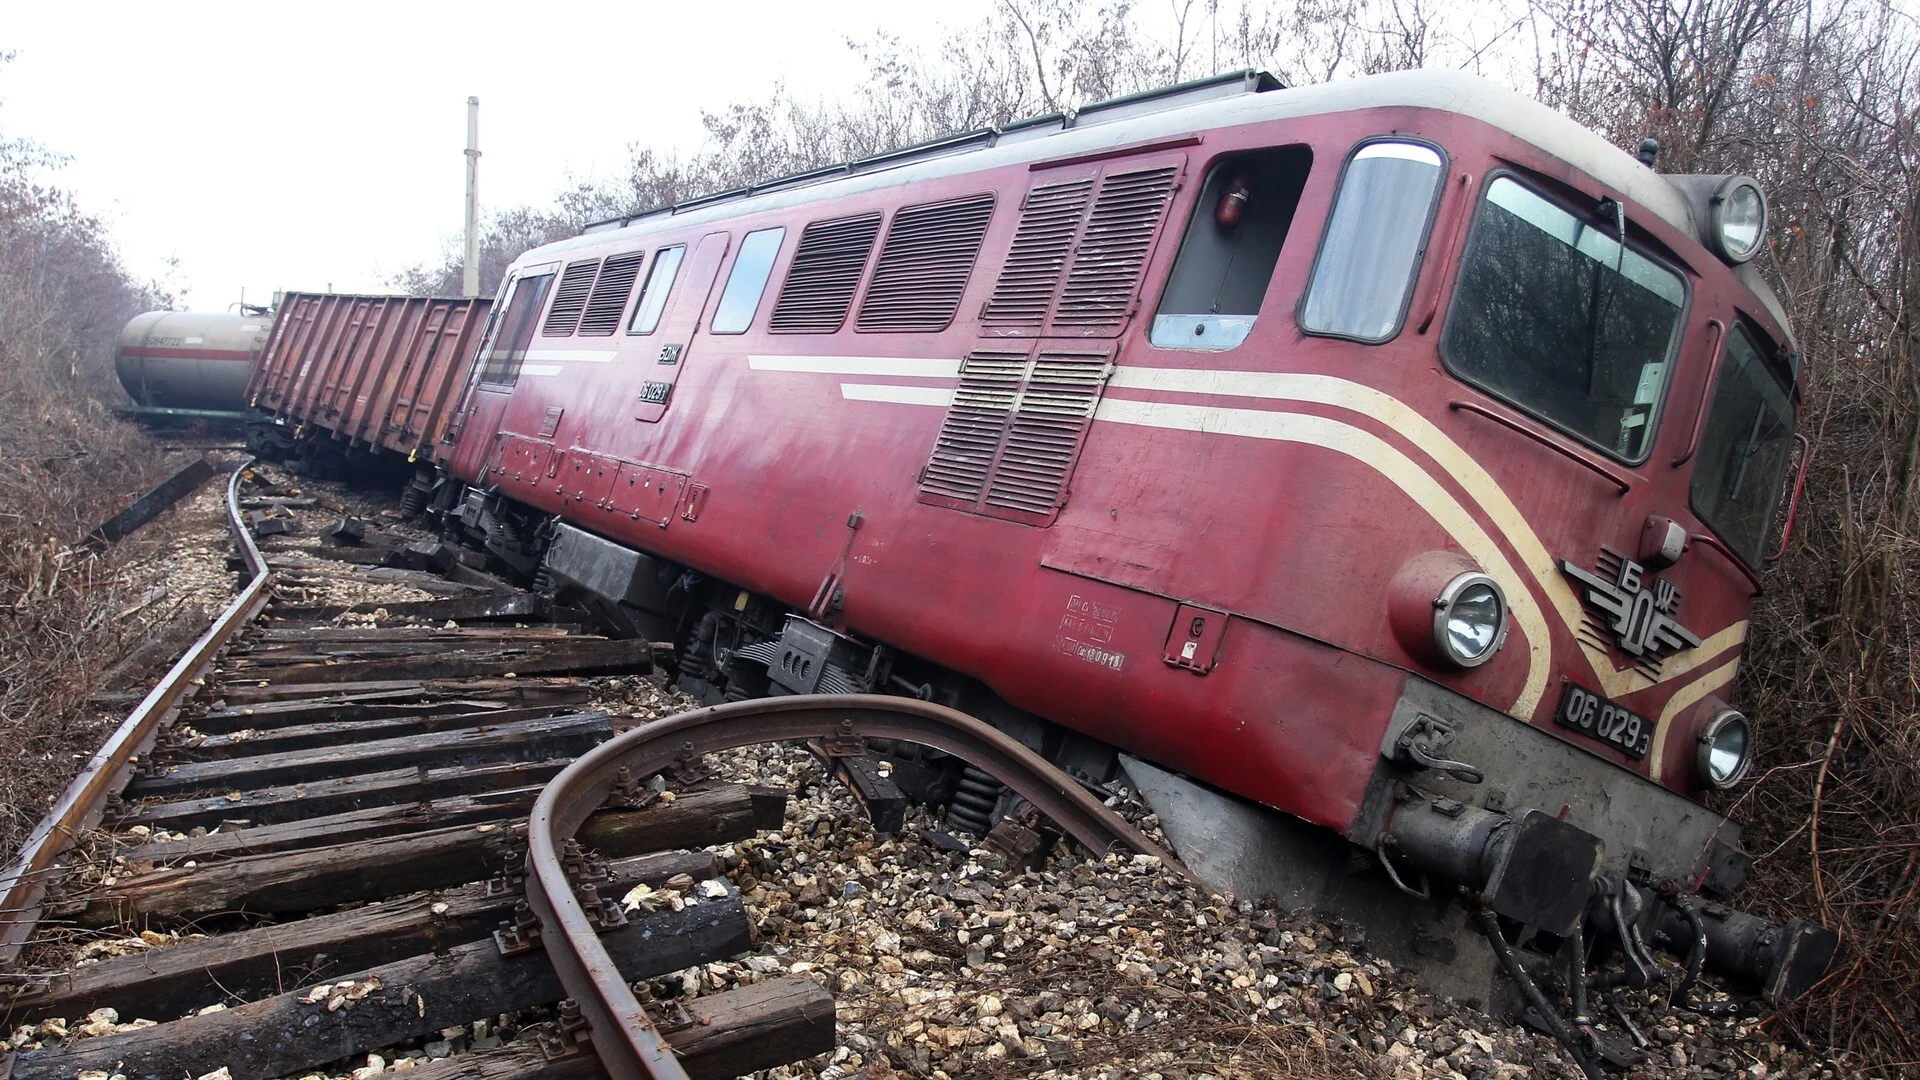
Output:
top-left (1441, 176), bottom-right (1685, 463)
top-left (627, 245), bottom-right (684, 335)
top-left (1151, 146), bottom-right (1312, 350)
top-left (711, 227), bottom-right (786, 334)
top-left (477, 271), bottom-right (555, 386)
top-left (1299, 140), bottom-right (1445, 342)
top-left (1691, 323), bottom-right (1795, 564)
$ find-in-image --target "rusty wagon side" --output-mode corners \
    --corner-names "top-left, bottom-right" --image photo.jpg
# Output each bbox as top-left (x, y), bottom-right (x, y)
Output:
top-left (248, 292), bottom-right (492, 462)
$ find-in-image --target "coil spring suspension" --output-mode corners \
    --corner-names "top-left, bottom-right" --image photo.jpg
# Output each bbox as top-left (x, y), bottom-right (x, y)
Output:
top-left (946, 765), bottom-right (1003, 836)
top-left (491, 515), bottom-right (521, 548)
top-left (399, 478), bottom-right (431, 517)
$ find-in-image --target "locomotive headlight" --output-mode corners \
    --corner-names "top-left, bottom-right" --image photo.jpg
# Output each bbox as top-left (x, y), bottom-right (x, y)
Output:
top-left (1710, 177), bottom-right (1767, 263)
top-left (1432, 572), bottom-right (1508, 669)
top-left (1696, 709), bottom-right (1754, 789)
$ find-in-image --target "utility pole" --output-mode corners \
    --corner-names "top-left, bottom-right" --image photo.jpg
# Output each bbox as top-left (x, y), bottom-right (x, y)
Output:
top-left (462, 96), bottom-right (481, 297)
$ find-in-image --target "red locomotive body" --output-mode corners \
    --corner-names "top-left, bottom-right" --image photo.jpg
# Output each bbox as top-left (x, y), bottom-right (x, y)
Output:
top-left (417, 70), bottom-right (1826, 1000)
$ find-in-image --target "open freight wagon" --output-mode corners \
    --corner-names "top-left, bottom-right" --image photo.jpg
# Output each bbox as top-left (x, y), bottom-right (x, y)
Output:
top-left (246, 293), bottom-right (492, 473)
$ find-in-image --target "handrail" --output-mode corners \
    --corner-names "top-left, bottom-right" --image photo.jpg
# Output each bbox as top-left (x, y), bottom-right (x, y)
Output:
top-left (1448, 400), bottom-right (1632, 495)
top-left (0, 459), bottom-right (273, 967)
top-left (1672, 318), bottom-right (1727, 468)
top-left (526, 694), bottom-right (1187, 1080)
top-left (1768, 433), bottom-right (1814, 564)
top-left (1414, 172), bottom-right (1473, 334)
top-left (1689, 530), bottom-right (1764, 594)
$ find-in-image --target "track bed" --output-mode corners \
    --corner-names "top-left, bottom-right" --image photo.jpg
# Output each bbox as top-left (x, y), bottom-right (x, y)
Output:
top-left (0, 465), bottom-right (833, 1080)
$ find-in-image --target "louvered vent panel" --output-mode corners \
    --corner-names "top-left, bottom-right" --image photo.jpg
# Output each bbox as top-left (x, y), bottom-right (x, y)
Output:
top-left (983, 351), bottom-right (1112, 515)
top-left (919, 349), bottom-right (1030, 503)
top-left (577, 251), bottom-right (645, 336)
top-left (981, 179), bottom-right (1094, 328)
top-left (770, 213), bottom-right (882, 333)
top-left (1052, 166), bottom-right (1178, 331)
top-left (541, 258), bottom-right (601, 337)
top-left (857, 194), bottom-right (996, 332)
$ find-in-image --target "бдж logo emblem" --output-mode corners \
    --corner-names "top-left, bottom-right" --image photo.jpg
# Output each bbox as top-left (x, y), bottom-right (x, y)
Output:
top-left (1561, 553), bottom-right (1701, 659)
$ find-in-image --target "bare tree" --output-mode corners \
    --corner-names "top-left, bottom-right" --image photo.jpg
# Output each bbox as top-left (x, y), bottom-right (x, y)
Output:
top-left (0, 53), bottom-right (183, 853)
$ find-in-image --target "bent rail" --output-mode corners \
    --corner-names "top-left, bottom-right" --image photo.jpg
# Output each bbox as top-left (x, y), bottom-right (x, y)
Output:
top-left (526, 693), bottom-right (1188, 1080)
top-left (0, 459), bottom-right (273, 966)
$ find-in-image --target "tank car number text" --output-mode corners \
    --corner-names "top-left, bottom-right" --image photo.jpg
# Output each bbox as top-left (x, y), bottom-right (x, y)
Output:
top-left (1554, 683), bottom-right (1651, 759)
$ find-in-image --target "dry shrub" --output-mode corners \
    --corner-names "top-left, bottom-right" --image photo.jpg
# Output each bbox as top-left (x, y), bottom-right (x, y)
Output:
top-left (0, 54), bottom-right (176, 854)
top-left (0, 384), bottom-right (167, 854)
top-left (1734, 375), bottom-right (1920, 1068)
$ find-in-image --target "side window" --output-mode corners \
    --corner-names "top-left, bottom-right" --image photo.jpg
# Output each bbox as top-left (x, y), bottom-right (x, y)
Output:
top-left (627, 246), bottom-right (684, 335)
top-left (1299, 141), bottom-right (1446, 342)
top-left (1151, 147), bottom-right (1312, 350)
top-left (477, 272), bottom-right (555, 386)
top-left (1690, 325), bottom-right (1796, 564)
top-left (711, 227), bottom-right (786, 334)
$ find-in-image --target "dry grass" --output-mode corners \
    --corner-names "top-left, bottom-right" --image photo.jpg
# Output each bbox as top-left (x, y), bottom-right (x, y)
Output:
top-left (1726, 396), bottom-right (1920, 1070)
top-left (0, 373), bottom-right (178, 854)
top-left (0, 55), bottom-right (184, 855)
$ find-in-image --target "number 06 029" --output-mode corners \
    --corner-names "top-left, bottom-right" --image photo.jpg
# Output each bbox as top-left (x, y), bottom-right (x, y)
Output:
top-left (1553, 683), bottom-right (1652, 760)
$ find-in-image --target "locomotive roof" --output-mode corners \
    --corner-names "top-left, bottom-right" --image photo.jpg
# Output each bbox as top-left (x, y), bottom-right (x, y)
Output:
top-left (570, 69), bottom-right (1693, 245)
top-left (544, 68), bottom-right (1796, 348)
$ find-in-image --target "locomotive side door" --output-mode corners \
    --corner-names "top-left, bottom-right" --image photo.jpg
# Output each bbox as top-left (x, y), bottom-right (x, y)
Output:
top-left (634, 230), bottom-right (731, 423)
top-left (916, 152), bottom-right (1186, 526)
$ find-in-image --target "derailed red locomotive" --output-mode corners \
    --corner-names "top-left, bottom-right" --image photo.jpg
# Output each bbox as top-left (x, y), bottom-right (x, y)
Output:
top-left (254, 67), bottom-right (1834, 1030)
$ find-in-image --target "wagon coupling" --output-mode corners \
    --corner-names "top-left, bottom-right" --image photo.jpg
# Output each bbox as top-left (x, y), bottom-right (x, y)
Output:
top-left (1377, 781), bottom-right (1836, 1003)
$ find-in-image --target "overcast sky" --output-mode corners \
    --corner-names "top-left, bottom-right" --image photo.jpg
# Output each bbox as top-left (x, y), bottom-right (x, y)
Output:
top-left (2, 1), bottom-right (991, 310)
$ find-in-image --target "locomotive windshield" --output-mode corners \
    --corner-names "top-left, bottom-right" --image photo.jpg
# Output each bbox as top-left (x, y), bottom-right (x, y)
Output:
top-left (477, 271), bottom-right (556, 386)
top-left (1441, 176), bottom-right (1685, 462)
top-left (1691, 325), bottom-right (1796, 564)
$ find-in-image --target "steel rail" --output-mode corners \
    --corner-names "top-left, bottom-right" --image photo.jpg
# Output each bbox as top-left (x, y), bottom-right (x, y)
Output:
top-left (526, 693), bottom-right (1189, 1080)
top-left (0, 459), bottom-right (274, 967)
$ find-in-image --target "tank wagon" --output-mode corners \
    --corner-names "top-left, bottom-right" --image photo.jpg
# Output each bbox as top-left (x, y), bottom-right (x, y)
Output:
top-left (115, 310), bottom-right (270, 418)
top-left (263, 68), bottom-right (1836, 1025)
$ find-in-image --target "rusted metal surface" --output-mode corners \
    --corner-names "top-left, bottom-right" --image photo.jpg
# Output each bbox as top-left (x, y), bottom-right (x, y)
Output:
top-left (525, 693), bottom-right (1186, 1080)
top-left (250, 293), bottom-right (492, 462)
top-left (0, 460), bottom-right (273, 967)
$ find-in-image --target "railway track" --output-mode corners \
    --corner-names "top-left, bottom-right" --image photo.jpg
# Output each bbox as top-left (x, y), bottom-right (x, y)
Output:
top-left (0, 462), bottom-right (1173, 1080)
